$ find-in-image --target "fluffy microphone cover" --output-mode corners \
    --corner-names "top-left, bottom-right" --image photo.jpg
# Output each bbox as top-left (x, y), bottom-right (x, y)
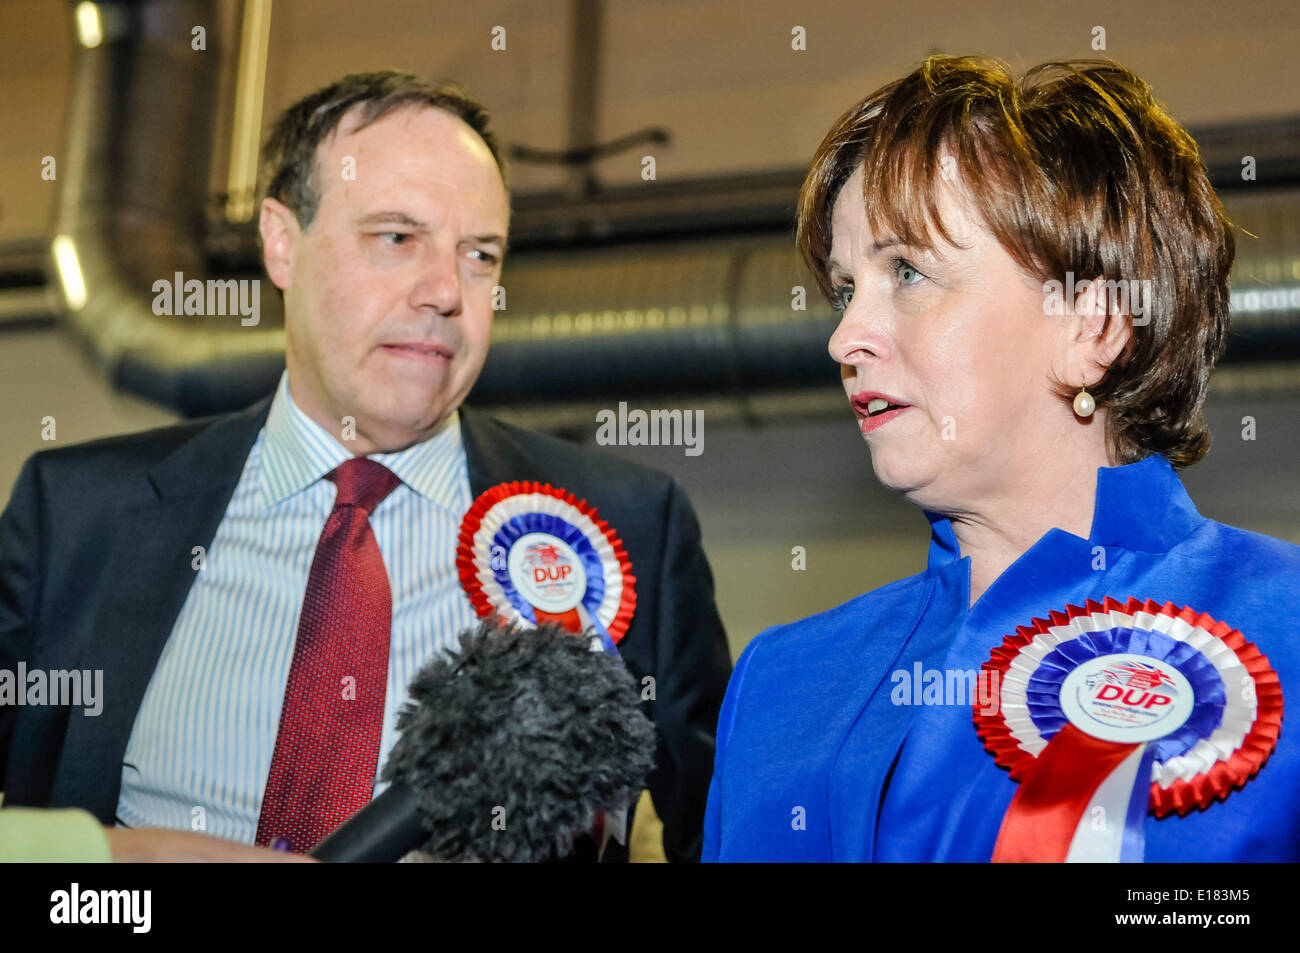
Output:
top-left (382, 619), bottom-right (657, 862)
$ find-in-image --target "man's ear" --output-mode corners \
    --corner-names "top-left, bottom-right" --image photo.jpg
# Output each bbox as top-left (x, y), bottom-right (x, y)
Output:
top-left (1069, 275), bottom-right (1133, 384)
top-left (259, 197), bottom-right (300, 292)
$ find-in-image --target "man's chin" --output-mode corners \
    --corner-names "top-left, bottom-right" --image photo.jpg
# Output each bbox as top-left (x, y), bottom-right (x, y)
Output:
top-left (337, 396), bottom-right (456, 451)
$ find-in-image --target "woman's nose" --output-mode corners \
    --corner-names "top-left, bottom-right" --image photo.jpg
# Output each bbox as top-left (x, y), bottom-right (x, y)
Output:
top-left (828, 298), bottom-right (891, 366)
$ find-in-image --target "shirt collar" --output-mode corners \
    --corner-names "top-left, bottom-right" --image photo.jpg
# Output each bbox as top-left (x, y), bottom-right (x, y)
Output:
top-left (925, 453), bottom-right (1203, 571)
top-left (257, 370), bottom-right (468, 513)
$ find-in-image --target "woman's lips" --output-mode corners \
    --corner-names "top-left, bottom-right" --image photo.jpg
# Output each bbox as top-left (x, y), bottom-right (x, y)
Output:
top-left (850, 391), bottom-right (911, 434)
top-left (858, 405), bottom-right (909, 434)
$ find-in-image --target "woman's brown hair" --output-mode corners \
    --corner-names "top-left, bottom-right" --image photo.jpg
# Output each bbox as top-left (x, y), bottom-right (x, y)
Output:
top-left (797, 55), bottom-right (1234, 468)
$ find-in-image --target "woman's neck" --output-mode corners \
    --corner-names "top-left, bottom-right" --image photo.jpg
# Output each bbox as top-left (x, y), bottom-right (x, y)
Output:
top-left (948, 448), bottom-right (1108, 609)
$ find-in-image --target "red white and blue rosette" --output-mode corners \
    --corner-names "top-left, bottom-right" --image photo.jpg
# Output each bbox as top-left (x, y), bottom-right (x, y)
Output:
top-left (974, 596), bottom-right (1282, 863)
top-left (457, 481), bottom-right (636, 655)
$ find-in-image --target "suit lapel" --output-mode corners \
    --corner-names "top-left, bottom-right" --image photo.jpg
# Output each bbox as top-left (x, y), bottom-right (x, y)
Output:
top-left (51, 396), bottom-right (275, 820)
top-left (827, 560), bottom-right (969, 860)
top-left (458, 405), bottom-right (546, 497)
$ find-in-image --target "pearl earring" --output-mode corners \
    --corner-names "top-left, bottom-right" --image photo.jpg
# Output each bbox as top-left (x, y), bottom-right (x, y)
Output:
top-left (1073, 378), bottom-right (1095, 418)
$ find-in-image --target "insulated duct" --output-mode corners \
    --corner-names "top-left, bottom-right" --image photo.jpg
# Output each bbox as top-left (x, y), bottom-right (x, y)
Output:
top-left (51, 0), bottom-right (283, 416)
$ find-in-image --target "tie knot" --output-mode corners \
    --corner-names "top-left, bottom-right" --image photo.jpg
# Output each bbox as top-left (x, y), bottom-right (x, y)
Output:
top-left (326, 458), bottom-right (401, 514)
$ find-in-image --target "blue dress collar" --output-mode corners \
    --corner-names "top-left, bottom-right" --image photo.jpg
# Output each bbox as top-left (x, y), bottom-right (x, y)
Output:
top-left (924, 454), bottom-right (1203, 572)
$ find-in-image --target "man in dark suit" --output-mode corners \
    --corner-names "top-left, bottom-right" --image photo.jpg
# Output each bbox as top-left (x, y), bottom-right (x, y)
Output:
top-left (0, 71), bottom-right (731, 862)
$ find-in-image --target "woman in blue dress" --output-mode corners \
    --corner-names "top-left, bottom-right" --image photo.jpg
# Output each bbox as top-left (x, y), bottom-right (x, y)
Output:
top-left (703, 55), bottom-right (1297, 862)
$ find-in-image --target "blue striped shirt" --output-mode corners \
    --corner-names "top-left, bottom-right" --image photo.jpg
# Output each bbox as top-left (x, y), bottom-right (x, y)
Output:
top-left (116, 370), bottom-right (479, 842)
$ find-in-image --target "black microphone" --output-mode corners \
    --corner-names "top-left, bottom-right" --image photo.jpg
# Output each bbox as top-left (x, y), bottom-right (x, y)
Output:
top-left (310, 619), bottom-right (656, 862)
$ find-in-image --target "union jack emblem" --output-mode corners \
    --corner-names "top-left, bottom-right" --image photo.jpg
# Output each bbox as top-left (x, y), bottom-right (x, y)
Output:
top-left (526, 542), bottom-right (564, 566)
top-left (1086, 660), bottom-right (1176, 693)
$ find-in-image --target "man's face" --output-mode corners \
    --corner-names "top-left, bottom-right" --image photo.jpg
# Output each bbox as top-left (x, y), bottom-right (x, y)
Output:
top-left (261, 105), bottom-right (509, 453)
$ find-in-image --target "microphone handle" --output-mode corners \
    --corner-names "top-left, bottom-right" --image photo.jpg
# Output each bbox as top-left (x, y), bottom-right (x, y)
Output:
top-left (309, 782), bottom-right (428, 863)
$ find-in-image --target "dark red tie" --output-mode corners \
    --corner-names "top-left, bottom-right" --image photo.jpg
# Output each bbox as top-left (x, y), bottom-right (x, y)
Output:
top-left (255, 457), bottom-right (402, 853)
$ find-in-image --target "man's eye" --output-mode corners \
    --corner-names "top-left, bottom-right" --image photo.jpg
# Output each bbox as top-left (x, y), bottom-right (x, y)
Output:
top-left (832, 283), bottom-right (854, 311)
top-left (380, 233), bottom-right (412, 246)
top-left (892, 257), bottom-right (924, 286)
top-left (467, 249), bottom-right (499, 265)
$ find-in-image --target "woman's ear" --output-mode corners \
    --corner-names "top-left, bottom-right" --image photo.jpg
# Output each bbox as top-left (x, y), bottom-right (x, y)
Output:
top-left (1069, 275), bottom-right (1134, 381)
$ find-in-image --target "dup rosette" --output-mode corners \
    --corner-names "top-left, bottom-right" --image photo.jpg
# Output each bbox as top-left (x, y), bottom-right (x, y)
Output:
top-left (973, 596), bottom-right (1282, 862)
top-left (457, 481), bottom-right (636, 651)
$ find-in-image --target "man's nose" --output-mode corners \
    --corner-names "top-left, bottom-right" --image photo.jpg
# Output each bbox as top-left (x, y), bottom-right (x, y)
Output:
top-left (411, 244), bottom-right (463, 315)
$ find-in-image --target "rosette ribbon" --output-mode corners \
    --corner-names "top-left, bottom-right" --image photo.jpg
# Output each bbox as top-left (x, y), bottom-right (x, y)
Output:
top-left (457, 481), bottom-right (636, 654)
top-left (974, 597), bottom-right (1282, 862)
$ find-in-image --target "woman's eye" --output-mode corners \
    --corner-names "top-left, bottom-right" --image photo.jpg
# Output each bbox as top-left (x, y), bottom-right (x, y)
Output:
top-left (893, 257), bottom-right (924, 286)
top-left (832, 284), bottom-right (854, 311)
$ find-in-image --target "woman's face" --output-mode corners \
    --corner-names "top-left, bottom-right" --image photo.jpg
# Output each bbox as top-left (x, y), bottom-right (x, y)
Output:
top-left (827, 163), bottom-right (1075, 514)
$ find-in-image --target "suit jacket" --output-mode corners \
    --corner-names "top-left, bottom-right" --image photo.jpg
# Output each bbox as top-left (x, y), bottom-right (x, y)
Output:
top-left (703, 454), bottom-right (1300, 862)
top-left (0, 394), bottom-right (732, 862)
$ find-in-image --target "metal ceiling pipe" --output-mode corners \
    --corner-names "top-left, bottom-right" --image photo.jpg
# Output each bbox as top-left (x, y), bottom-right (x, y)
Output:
top-left (52, 0), bottom-right (283, 416)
